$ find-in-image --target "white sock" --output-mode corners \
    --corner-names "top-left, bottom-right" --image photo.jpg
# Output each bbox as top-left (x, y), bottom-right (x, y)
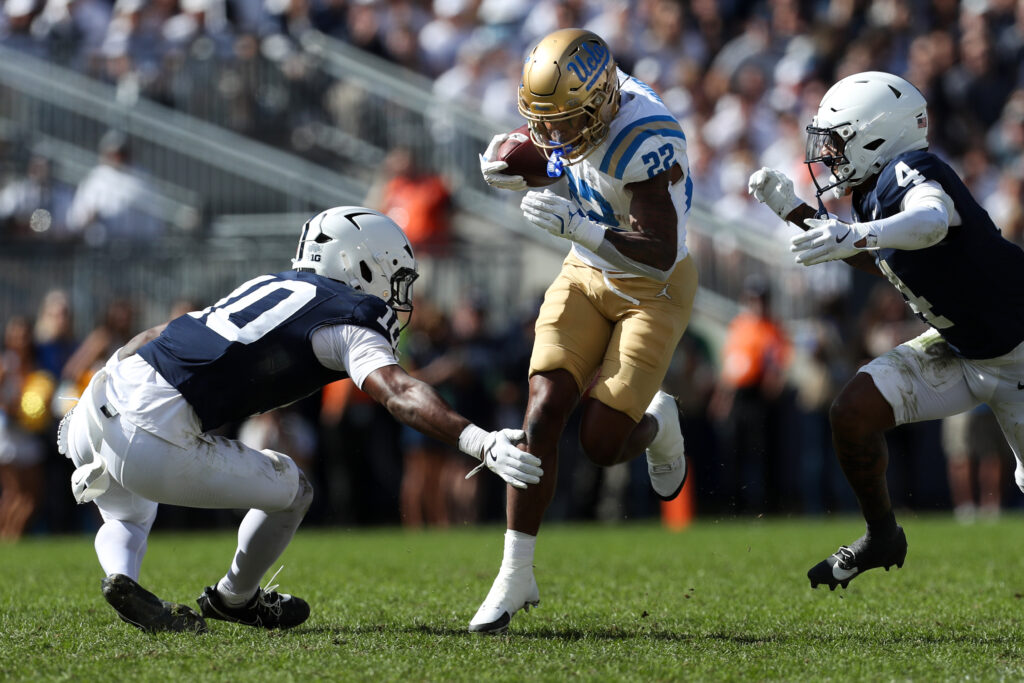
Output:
top-left (95, 519), bottom-right (150, 580)
top-left (217, 477), bottom-right (312, 606)
top-left (499, 529), bottom-right (536, 572)
top-left (646, 410), bottom-right (666, 453)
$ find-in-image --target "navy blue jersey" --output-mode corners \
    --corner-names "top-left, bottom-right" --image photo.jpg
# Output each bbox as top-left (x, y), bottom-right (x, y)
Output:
top-left (139, 271), bottom-right (400, 431)
top-left (852, 150), bottom-right (1024, 359)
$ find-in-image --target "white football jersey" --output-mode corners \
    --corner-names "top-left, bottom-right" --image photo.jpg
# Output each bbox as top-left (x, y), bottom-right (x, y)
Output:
top-left (563, 70), bottom-right (691, 275)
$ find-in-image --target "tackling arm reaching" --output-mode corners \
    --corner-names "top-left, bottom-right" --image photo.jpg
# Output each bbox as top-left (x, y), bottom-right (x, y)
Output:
top-left (747, 167), bottom-right (882, 275)
top-left (361, 365), bottom-right (541, 489)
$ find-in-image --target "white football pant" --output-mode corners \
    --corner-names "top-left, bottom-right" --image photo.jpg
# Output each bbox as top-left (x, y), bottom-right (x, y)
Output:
top-left (861, 329), bottom-right (1024, 494)
top-left (65, 376), bottom-right (311, 597)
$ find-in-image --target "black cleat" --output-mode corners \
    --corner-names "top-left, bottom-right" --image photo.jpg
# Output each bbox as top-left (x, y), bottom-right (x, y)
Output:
top-left (808, 526), bottom-right (908, 590)
top-left (197, 584), bottom-right (309, 629)
top-left (101, 574), bottom-right (208, 634)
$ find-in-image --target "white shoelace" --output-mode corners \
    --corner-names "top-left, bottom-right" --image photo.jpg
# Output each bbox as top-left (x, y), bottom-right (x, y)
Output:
top-left (257, 566), bottom-right (286, 617)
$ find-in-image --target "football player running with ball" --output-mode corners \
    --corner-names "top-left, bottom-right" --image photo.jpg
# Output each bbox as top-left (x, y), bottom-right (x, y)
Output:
top-left (474, 29), bottom-right (695, 633)
top-left (748, 72), bottom-right (1024, 590)
top-left (58, 207), bottom-right (542, 633)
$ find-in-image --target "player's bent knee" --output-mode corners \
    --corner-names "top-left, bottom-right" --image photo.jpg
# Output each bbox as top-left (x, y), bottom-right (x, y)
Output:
top-left (259, 448), bottom-right (311, 514)
top-left (288, 471), bottom-right (314, 516)
top-left (830, 375), bottom-right (893, 440)
top-left (579, 432), bottom-right (622, 467)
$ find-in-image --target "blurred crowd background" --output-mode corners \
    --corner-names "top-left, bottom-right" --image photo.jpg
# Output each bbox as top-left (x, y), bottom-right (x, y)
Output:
top-left (2, 0), bottom-right (1023, 540)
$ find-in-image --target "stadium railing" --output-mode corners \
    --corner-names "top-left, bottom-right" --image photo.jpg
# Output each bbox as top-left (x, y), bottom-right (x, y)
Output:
top-left (0, 38), bottom-right (818, 339)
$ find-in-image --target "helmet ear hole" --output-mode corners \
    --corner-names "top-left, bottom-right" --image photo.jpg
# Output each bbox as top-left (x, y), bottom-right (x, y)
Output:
top-left (359, 261), bottom-right (374, 283)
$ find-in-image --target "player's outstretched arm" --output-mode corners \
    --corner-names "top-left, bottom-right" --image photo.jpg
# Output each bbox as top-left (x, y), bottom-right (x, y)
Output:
top-left (361, 365), bottom-right (542, 489)
top-left (748, 167), bottom-right (881, 276)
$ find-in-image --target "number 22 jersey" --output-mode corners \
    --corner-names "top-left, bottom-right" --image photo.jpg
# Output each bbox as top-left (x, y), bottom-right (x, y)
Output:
top-left (562, 71), bottom-right (693, 275)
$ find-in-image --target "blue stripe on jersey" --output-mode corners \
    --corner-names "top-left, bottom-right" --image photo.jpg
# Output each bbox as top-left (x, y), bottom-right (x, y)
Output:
top-left (612, 128), bottom-right (686, 179)
top-left (600, 115), bottom-right (679, 174)
top-left (684, 171), bottom-right (693, 212)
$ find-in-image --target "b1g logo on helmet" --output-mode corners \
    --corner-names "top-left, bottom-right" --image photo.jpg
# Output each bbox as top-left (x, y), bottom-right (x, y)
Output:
top-left (567, 40), bottom-right (610, 92)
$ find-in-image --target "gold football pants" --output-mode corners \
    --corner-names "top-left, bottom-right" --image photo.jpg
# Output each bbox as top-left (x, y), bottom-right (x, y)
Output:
top-left (529, 253), bottom-right (697, 422)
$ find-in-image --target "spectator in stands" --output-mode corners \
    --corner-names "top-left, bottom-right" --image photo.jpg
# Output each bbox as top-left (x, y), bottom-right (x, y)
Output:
top-left (942, 405), bottom-right (1012, 524)
top-left (61, 298), bottom-right (135, 394)
top-left (708, 274), bottom-right (792, 513)
top-left (0, 315), bottom-right (54, 539)
top-left (441, 297), bottom-right (501, 524)
top-left (0, 155), bottom-right (73, 240)
top-left (1, 0), bottom-right (48, 58)
top-left (33, 289), bottom-right (77, 382)
top-left (983, 163), bottom-right (1024, 246)
top-left (396, 298), bottom-right (453, 527)
top-left (788, 297), bottom-right (857, 514)
top-left (366, 146), bottom-right (452, 256)
top-left (419, 0), bottom-right (476, 78)
top-left (66, 131), bottom-right (165, 246)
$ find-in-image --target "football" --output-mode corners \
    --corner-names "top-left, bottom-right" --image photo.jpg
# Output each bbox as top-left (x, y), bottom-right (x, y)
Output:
top-left (496, 124), bottom-right (560, 187)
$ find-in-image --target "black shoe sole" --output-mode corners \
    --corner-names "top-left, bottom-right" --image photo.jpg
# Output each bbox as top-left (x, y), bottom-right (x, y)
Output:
top-left (102, 574), bottom-right (208, 634)
top-left (468, 611), bottom-right (511, 635)
top-left (808, 528), bottom-right (908, 590)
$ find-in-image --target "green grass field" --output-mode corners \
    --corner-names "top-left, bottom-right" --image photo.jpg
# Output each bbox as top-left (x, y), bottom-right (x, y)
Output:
top-left (1, 516), bottom-right (1023, 682)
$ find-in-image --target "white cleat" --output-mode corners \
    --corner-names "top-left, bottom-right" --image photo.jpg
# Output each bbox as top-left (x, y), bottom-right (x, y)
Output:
top-left (645, 390), bottom-right (687, 501)
top-left (468, 568), bottom-right (540, 634)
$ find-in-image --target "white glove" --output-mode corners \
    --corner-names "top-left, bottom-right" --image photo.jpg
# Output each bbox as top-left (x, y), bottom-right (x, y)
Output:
top-left (479, 133), bottom-right (529, 191)
top-left (520, 190), bottom-right (604, 251)
top-left (748, 167), bottom-right (801, 220)
top-left (459, 425), bottom-right (542, 489)
top-left (791, 217), bottom-right (875, 266)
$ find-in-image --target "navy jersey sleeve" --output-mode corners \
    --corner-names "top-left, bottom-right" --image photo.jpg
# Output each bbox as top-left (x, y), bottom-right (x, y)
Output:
top-left (853, 151), bottom-right (1024, 359)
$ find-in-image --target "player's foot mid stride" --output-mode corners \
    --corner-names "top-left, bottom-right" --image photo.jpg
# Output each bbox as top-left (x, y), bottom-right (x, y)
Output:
top-left (468, 567), bottom-right (540, 635)
top-left (101, 574), bottom-right (208, 634)
top-left (808, 526), bottom-right (908, 590)
top-left (197, 577), bottom-right (310, 629)
top-left (645, 391), bottom-right (687, 501)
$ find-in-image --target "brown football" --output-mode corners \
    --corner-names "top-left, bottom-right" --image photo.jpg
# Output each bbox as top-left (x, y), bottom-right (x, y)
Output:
top-left (495, 124), bottom-right (560, 187)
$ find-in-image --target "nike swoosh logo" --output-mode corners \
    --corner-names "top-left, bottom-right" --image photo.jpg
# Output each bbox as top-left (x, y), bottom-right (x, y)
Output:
top-left (835, 229), bottom-right (852, 244)
top-left (489, 451), bottom-right (498, 463)
top-left (832, 564), bottom-right (859, 580)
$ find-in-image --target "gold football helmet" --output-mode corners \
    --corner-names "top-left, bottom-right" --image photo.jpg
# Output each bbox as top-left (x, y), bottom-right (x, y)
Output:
top-left (519, 28), bottom-right (620, 165)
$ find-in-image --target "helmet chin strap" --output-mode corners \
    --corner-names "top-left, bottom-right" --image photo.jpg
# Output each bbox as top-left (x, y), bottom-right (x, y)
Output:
top-left (805, 163), bottom-right (833, 218)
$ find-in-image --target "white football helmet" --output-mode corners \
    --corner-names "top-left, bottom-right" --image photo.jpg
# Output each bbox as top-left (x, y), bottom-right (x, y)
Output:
top-left (805, 71), bottom-right (929, 198)
top-left (292, 206), bottom-right (418, 312)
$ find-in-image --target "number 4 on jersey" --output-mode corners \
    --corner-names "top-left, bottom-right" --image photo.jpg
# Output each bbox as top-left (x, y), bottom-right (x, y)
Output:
top-left (894, 161), bottom-right (925, 187)
top-left (877, 260), bottom-right (953, 329)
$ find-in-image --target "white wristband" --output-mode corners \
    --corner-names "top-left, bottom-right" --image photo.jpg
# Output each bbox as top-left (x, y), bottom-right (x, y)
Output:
top-left (458, 424), bottom-right (488, 461)
top-left (574, 218), bottom-right (605, 252)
